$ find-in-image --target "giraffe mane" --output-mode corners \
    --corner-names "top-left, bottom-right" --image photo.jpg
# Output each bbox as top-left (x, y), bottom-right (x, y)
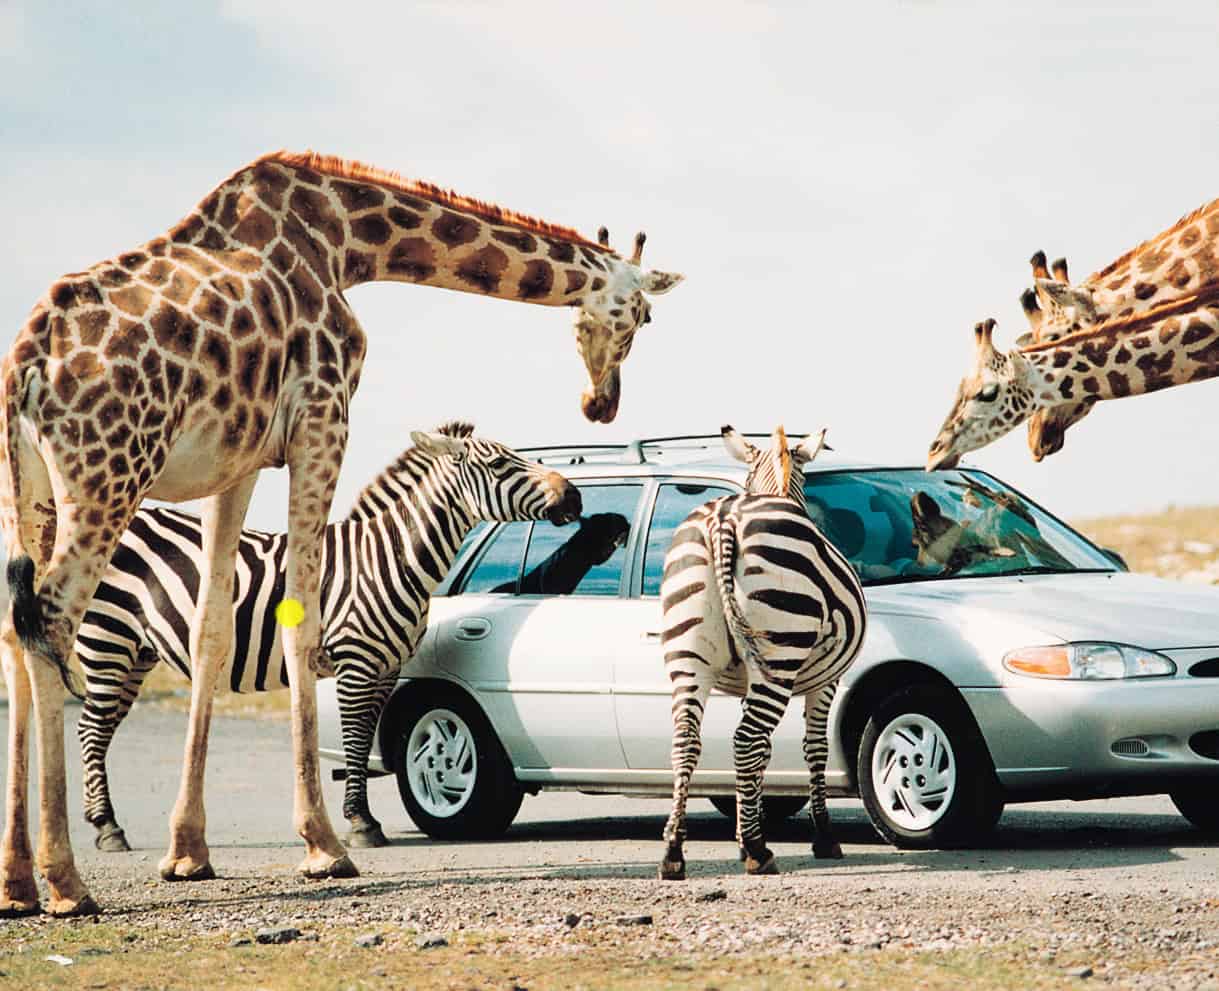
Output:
top-left (1088, 196), bottom-right (1219, 285)
top-left (262, 150), bottom-right (614, 254)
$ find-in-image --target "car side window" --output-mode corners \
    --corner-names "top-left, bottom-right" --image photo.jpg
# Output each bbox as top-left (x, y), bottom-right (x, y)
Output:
top-left (642, 482), bottom-right (734, 596)
top-left (519, 484), bottom-right (642, 596)
top-left (459, 521), bottom-right (531, 595)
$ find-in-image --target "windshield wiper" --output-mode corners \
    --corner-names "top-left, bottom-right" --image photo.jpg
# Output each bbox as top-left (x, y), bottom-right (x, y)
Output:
top-left (1002, 566), bottom-right (1114, 576)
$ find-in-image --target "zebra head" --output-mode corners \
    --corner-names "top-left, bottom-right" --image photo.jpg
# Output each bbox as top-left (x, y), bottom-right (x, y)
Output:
top-left (721, 424), bottom-right (829, 501)
top-left (408, 423), bottom-right (582, 526)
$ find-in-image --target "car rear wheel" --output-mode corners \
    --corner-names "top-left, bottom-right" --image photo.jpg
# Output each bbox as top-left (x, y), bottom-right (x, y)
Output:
top-left (393, 688), bottom-right (523, 840)
top-left (858, 684), bottom-right (1003, 849)
top-left (1169, 782), bottom-right (1219, 833)
top-left (709, 796), bottom-right (808, 822)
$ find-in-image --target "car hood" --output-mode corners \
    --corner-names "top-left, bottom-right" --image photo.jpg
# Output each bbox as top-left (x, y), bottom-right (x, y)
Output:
top-left (867, 571), bottom-right (1219, 650)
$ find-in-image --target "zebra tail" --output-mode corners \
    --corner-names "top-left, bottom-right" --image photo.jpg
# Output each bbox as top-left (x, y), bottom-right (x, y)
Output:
top-left (1, 360), bottom-right (80, 699)
top-left (710, 517), bottom-right (766, 667)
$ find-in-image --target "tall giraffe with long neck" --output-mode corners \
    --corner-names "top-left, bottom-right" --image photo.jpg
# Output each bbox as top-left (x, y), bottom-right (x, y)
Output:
top-left (1016, 197), bottom-right (1219, 459)
top-left (926, 296), bottom-right (1219, 471)
top-left (0, 150), bottom-right (683, 916)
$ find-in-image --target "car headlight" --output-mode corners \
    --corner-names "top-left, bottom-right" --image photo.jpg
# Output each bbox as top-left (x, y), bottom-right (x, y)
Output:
top-left (1003, 642), bottom-right (1176, 680)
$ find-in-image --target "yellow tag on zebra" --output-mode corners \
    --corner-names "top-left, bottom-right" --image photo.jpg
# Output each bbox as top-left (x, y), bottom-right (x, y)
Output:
top-left (275, 598), bottom-right (305, 628)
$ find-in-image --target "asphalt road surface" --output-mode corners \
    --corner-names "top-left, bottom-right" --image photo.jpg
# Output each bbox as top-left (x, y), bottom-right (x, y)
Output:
top-left (2, 702), bottom-right (1216, 892)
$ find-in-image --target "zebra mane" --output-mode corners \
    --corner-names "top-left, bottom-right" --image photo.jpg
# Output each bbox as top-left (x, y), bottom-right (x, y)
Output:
top-left (345, 421), bottom-right (476, 521)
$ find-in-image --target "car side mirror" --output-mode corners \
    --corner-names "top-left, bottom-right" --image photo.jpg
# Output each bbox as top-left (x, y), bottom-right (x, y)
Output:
top-left (1102, 548), bottom-right (1129, 572)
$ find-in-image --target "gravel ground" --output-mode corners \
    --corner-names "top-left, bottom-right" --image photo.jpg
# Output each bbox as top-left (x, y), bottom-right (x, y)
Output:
top-left (3, 705), bottom-right (1219, 989)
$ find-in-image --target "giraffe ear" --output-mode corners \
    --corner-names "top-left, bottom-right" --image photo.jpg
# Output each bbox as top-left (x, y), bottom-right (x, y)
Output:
top-left (640, 270), bottom-right (684, 295)
top-left (1035, 278), bottom-right (1096, 318)
top-left (411, 430), bottom-right (468, 459)
top-left (1014, 332), bottom-right (1035, 350)
top-left (721, 424), bottom-right (755, 463)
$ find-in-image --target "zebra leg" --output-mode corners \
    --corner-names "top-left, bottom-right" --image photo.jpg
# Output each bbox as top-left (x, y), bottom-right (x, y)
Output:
top-left (803, 681), bottom-right (843, 859)
top-left (80, 647), bottom-right (157, 853)
top-left (733, 679), bottom-right (790, 875)
top-left (659, 666), bottom-right (714, 881)
top-left (159, 474), bottom-right (258, 882)
top-left (339, 664), bottom-right (397, 848)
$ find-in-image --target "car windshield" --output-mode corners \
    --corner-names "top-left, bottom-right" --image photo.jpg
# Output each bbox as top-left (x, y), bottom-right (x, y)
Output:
top-left (802, 468), bottom-right (1116, 586)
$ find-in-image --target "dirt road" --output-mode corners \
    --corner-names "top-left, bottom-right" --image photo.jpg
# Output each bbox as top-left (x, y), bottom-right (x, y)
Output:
top-left (3, 705), bottom-right (1219, 990)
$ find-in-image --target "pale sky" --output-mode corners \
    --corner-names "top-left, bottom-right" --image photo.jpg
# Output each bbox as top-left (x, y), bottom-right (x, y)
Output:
top-left (3, 1), bottom-right (1219, 529)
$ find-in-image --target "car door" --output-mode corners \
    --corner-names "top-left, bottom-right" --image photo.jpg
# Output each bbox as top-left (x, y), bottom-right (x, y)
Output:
top-left (612, 478), bottom-right (811, 778)
top-left (433, 481), bottom-right (647, 775)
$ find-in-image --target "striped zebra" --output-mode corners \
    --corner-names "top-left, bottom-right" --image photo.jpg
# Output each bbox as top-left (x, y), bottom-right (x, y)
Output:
top-left (75, 422), bottom-right (581, 852)
top-left (658, 425), bottom-right (867, 879)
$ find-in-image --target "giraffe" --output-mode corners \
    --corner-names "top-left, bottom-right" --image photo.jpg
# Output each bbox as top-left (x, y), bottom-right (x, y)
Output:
top-left (0, 150), bottom-right (683, 916)
top-left (1020, 197), bottom-right (1219, 460)
top-left (926, 294), bottom-right (1219, 472)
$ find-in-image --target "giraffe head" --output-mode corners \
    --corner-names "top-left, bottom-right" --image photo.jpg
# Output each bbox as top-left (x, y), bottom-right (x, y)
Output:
top-left (575, 231), bottom-right (683, 423)
top-left (926, 319), bottom-right (1039, 471)
top-left (1021, 253), bottom-right (1102, 461)
top-left (409, 423), bottom-right (582, 525)
top-left (721, 423), bottom-right (828, 501)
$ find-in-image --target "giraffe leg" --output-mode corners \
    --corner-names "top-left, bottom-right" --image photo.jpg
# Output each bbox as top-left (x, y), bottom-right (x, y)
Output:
top-left (159, 475), bottom-right (257, 882)
top-left (81, 647), bottom-right (155, 853)
top-left (0, 620), bottom-right (39, 915)
top-left (733, 678), bottom-right (790, 876)
top-left (659, 666), bottom-right (714, 881)
top-left (804, 681), bottom-right (844, 860)
top-left (283, 430), bottom-right (356, 879)
top-left (339, 665), bottom-right (397, 848)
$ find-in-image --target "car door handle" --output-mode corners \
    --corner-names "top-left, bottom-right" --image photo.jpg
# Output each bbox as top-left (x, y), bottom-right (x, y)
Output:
top-left (642, 631), bottom-right (662, 642)
top-left (455, 617), bottom-right (492, 641)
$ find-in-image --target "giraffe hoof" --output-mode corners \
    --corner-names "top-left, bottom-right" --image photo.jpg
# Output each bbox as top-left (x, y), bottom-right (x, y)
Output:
top-left (95, 824), bottom-right (132, 853)
top-left (745, 852), bottom-right (779, 876)
top-left (159, 860), bottom-right (216, 882)
top-left (47, 893), bottom-right (100, 917)
top-left (346, 824), bottom-right (389, 849)
top-left (0, 897), bottom-right (41, 918)
top-left (812, 839), bottom-right (844, 860)
top-left (299, 853), bottom-right (359, 880)
top-left (658, 859), bottom-right (687, 881)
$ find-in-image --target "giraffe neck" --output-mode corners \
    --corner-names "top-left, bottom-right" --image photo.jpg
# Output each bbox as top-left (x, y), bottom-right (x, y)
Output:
top-left (1021, 292), bottom-right (1219, 408)
top-left (176, 153), bottom-right (619, 307)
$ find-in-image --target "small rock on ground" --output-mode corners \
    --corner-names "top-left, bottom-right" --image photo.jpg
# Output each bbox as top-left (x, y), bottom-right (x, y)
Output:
top-left (255, 927), bottom-right (301, 945)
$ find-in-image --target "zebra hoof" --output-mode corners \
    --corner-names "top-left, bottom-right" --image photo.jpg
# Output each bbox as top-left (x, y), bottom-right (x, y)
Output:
top-left (812, 839), bottom-right (844, 860)
top-left (346, 824), bottom-right (389, 849)
top-left (745, 852), bottom-right (779, 876)
top-left (95, 823), bottom-right (132, 853)
top-left (658, 859), bottom-right (687, 881)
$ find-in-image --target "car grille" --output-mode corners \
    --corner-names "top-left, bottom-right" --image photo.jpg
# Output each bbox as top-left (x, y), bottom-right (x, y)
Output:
top-left (1188, 658), bottom-right (1219, 678)
top-left (1188, 731), bottom-right (1219, 761)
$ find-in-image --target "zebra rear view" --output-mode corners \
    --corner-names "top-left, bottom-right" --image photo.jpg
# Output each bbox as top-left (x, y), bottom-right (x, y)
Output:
top-left (658, 425), bottom-right (867, 880)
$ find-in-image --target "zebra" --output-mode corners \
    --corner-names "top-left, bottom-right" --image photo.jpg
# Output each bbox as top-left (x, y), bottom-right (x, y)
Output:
top-left (658, 424), bottom-right (867, 879)
top-left (75, 422), bottom-right (581, 852)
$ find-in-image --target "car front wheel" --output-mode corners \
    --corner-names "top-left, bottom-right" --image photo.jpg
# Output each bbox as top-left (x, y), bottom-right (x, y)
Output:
top-left (858, 684), bottom-right (1003, 849)
top-left (392, 688), bottom-right (523, 840)
top-left (1170, 782), bottom-right (1219, 833)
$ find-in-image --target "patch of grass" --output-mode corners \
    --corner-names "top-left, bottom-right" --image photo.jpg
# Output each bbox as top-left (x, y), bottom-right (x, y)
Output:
top-left (0, 922), bottom-right (1113, 991)
top-left (1074, 504), bottom-right (1219, 581)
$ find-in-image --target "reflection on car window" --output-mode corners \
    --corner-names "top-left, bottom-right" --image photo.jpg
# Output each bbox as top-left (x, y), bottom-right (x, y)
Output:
top-left (517, 485), bottom-right (642, 596)
top-left (460, 521), bottom-right (530, 594)
top-left (803, 469), bottom-right (1114, 585)
top-left (642, 482), bottom-right (734, 596)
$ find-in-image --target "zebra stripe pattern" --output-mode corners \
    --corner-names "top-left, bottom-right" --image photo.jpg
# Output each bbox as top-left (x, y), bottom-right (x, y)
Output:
top-left (658, 425), bottom-right (867, 879)
top-left (76, 422), bottom-right (580, 851)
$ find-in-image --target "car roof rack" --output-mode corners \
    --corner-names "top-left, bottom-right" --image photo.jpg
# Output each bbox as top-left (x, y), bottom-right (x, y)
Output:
top-left (519, 432), bottom-right (812, 466)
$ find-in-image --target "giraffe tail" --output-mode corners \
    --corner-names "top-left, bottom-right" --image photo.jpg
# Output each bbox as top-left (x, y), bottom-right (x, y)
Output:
top-left (710, 516), bottom-right (766, 668)
top-left (1, 357), bottom-right (80, 698)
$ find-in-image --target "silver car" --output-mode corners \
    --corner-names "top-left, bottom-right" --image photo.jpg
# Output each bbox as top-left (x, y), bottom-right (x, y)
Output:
top-left (318, 434), bottom-right (1219, 848)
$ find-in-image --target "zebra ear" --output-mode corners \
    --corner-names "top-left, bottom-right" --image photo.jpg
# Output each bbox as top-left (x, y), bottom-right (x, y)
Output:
top-left (410, 430), bottom-right (468, 460)
top-left (721, 424), bottom-right (754, 463)
top-left (792, 427), bottom-right (829, 463)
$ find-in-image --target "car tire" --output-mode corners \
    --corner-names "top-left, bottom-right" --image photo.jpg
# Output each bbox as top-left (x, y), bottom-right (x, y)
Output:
top-left (709, 795), bottom-right (808, 822)
top-left (858, 684), bottom-right (1003, 850)
top-left (1169, 782), bottom-right (1219, 833)
top-left (392, 687), bottom-right (523, 840)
